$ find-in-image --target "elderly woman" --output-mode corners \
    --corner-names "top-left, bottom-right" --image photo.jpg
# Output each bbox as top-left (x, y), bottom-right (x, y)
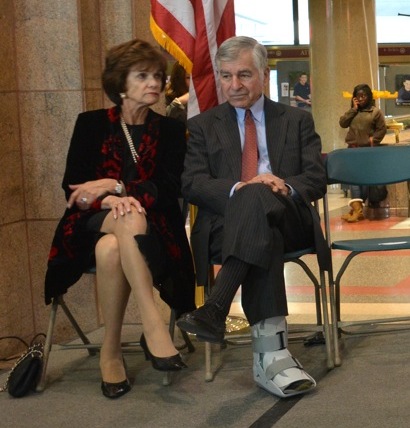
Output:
top-left (45, 39), bottom-right (195, 398)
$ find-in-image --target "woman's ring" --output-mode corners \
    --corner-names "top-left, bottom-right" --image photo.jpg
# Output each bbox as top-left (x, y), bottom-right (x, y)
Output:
top-left (81, 197), bottom-right (88, 203)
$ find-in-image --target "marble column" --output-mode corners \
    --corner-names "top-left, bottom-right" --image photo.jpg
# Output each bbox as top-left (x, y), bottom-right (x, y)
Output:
top-left (309, 0), bottom-right (379, 154)
top-left (0, 0), bottom-right (88, 352)
top-left (0, 0), bottom-right (137, 356)
top-left (0, 0), bottom-right (175, 358)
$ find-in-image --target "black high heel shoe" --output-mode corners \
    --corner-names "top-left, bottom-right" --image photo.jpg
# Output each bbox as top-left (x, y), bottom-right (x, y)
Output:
top-left (101, 357), bottom-right (131, 399)
top-left (101, 378), bottom-right (131, 399)
top-left (139, 334), bottom-right (187, 371)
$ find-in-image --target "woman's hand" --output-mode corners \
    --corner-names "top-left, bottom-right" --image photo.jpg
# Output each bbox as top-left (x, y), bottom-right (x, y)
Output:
top-left (67, 178), bottom-right (121, 210)
top-left (352, 97), bottom-right (359, 110)
top-left (101, 195), bottom-right (146, 219)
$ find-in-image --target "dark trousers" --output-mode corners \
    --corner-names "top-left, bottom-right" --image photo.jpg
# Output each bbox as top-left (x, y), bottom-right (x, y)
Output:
top-left (209, 184), bottom-right (314, 325)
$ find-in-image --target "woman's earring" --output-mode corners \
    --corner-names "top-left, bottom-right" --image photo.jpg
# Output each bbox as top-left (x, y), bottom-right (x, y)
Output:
top-left (120, 93), bottom-right (127, 99)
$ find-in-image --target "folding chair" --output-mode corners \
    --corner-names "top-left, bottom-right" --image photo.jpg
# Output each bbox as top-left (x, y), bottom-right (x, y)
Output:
top-left (37, 268), bottom-right (195, 391)
top-left (194, 199), bottom-right (334, 382)
top-left (325, 145), bottom-right (410, 367)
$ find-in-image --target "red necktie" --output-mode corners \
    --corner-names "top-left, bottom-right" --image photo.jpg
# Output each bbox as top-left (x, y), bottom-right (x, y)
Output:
top-left (241, 109), bottom-right (258, 181)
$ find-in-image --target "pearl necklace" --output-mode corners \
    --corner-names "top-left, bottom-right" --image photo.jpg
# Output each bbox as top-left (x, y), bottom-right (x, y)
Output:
top-left (120, 115), bottom-right (140, 164)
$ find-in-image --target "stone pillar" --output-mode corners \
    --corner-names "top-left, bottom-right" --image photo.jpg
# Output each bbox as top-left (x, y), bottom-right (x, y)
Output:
top-left (309, 0), bottom-right (379, 154)
top-left (0, 0), bottom-right (176, 357)
top-left (0, 0), bottom-right (138, 354)
top-left (0, 0), bottom-right (88, 349)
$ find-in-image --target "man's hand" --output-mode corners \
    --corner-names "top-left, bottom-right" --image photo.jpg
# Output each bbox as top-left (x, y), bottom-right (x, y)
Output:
top-left (236, 174), bottom-right (289, 196)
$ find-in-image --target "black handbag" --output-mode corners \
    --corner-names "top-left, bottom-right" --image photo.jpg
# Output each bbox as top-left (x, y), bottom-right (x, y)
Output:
top-left (0, 337), bottom-right (44, 398)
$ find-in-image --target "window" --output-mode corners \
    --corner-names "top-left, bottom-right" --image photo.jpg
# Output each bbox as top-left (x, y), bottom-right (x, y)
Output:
top-left (235, 0), bottom-right (295, 45)
top-left (376, 0), bottom-right (410, 43)
top-left (234, 0), bottom-right (410, 46)
top-left (269, 70), bottom-right (278, 101)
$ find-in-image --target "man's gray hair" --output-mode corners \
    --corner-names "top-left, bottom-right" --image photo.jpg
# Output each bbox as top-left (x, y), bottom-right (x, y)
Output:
top-left (215, 36), bottom-right (268, 71)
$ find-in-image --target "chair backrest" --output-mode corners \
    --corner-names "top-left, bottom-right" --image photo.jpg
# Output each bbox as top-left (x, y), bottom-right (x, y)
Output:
top-left (326, 145), bottom-right (410, 186)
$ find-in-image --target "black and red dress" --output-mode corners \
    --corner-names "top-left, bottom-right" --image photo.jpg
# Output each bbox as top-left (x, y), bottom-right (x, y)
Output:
top-left (45, 106), bottom-right (195, 316)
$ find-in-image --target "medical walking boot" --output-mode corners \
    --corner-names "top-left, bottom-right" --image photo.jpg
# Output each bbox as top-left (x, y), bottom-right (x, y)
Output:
top-left (252, 316), bottom-right (316, 398)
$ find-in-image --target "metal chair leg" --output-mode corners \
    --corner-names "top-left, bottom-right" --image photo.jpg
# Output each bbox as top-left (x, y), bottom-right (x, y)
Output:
top-left (328, 271), bottom-right (342, 367)
top-left (58, 297), bottom-right (96, 356)
top-left (204, 341), bottom-right (223, 382)
top-left (36, 298), bottom-right (58, 392)
top-left (205, 342), bottom-right (213, 381)
top-left (319, 271), bottom-right (334, 370)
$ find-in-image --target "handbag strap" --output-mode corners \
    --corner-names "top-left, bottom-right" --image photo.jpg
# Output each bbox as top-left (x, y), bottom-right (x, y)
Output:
top-left (0, 342), bottom-right (44, 392)
top-left (0, 336), bottom-right (29, 361)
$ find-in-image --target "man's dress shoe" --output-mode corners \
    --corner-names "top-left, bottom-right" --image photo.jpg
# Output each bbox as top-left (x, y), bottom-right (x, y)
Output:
top-left (177, 304), bottom-right (226, 343)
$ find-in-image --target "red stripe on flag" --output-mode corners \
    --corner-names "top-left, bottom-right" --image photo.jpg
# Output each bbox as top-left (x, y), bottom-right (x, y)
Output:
top-left (155, 10), bottom-right (195, 58)
top-left (191, 1), bottom-right (219, 112)
top-left (150, 0), bottom-right (236, 115)
top-left (150, 1), bottom-right (196, 72)
top-left (216, 0), bottom-right (236, 46)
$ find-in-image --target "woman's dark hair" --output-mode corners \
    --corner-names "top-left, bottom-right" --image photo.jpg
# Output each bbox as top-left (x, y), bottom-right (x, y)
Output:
top-left (164, 62), bottom-right (189, 105)
top-left (351, 83), bottom-right (374, 108)
top-left (102, 39), bottom-right (167, 106)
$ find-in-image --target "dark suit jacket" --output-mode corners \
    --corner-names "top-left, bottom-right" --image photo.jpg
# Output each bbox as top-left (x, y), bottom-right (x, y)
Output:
top-left (182, 96), bottom-right (327, 288)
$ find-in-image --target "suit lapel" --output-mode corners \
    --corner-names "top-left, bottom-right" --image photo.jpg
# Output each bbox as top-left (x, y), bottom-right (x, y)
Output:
top-left (264, 99), bottom-right (287, 174)
top-left (214, 104), bottom-right (242, 180)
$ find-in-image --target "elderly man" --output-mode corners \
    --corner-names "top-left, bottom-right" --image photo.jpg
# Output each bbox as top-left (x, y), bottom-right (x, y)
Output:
top-left (177, 36), bottom-right (328, 398)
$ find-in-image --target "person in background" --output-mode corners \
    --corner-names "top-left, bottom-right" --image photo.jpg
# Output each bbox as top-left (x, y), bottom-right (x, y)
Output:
top-left (339, 83), bottom-right (387, 222)
top-left (165, 62), bottom-right (190, 123)
top-left (178, 36), bottom-right (329, 398)
top-left (293, 73), bottom-right (311, 109)
top-left (397, 77), bottom-right (410, 103)
top-left (44, 39), bottom-right (195, 399)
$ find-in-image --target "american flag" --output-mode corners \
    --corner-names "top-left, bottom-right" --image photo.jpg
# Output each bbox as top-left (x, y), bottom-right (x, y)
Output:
top-left (150, 0), bottom-right (236, 118)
